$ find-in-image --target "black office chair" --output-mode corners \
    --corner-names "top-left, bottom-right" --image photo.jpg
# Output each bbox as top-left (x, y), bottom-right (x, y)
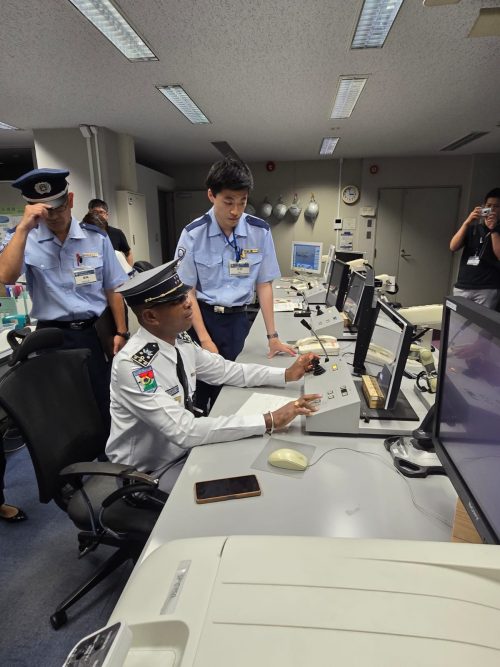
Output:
top-left (0, 328), bottom-right (166, 629)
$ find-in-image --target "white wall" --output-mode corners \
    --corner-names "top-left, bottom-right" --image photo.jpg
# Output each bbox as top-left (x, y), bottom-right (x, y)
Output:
top-left (137, 164), bottom-right (175, 266)
top-left (168, 154), bottom-right (500, 287)
top-left (33, 128), bottom-right (94, 221)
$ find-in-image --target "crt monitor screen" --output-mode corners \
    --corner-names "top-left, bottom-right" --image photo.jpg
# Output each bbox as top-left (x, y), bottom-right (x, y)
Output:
top-left (291, 241), bottom-right (323, 275)
top-left (325, 259), bottom-right (350, 310)
top-left (365, 301), bottom-right (414, 410)
top-left (433, 297), bottom-right (500, 544)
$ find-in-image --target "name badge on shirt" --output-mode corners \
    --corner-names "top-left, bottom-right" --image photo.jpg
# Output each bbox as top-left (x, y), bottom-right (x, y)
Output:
top-left (229, 261), bottom-right (250, 276)
top-left (74, 268), bottom-right (97, 285)
top-left (467, 256), bottom-right (480, 266)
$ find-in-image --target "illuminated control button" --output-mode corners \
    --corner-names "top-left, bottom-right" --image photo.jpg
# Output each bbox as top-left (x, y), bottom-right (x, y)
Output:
top-left (331, 364), bottom-right (338, 371)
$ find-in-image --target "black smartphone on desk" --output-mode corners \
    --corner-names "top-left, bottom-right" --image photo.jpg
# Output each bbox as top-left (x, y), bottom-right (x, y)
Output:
top-left (194, 474), bottom-right (261, 504)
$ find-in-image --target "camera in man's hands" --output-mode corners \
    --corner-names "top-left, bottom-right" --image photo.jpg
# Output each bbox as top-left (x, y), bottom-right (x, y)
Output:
top-left (481, 207), bottom-right (492, 217)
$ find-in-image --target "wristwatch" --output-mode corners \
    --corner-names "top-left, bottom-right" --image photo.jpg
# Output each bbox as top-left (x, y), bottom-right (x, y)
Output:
top-left (266, 332), bottom-right (279, 340)
top-left (116, 331), bottom-right (130, 340)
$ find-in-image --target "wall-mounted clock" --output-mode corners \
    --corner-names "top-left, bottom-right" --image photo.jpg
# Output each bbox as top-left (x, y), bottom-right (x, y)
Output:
top-left (342, 185), bottom-right (360, 205)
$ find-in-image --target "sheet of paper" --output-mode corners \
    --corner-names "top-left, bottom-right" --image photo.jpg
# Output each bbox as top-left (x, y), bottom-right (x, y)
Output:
top-left (273, 299), bottom-right (297, 312)
top-left (236, 392), bottom-right (292, 416)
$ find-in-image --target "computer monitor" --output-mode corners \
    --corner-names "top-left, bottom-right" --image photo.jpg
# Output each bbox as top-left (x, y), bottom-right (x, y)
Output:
top-left (433, 297), bottom-right (500, 544)
top-left (290, 241), bottom-right (323, 275)
top-left (325, 259), bottom-right (350, 311)
top-left (335, 250), bottom-right (365, 264)
top-left (343, 270), bottom-right (373, 327)
top-left (322, 244), bottom-right (335, 284)
top-left (365, 301), bottom-right (415, 410)
top-left (351, 289), bottom-right (378, 376)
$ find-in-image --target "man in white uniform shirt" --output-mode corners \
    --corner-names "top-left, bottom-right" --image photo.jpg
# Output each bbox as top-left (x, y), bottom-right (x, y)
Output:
top-left (106, 260), bottom-right (320, 492)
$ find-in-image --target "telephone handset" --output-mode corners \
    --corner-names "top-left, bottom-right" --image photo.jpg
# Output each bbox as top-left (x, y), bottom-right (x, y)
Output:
top-left (365, 343), bottom-right (395, 366)
top-left (296, 335), bottom-right (339, 355)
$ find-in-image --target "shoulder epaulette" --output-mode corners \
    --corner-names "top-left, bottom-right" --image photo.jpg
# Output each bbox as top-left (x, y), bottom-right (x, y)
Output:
top-left (246, 215), bottom-right (269, 230)
top-left (81, 222), bottom-right (107, 237)
top-left (130, 342), bottom-right (159, 367)
top-left (177, 331), bottom-right (193, 344)
top-left (185, 213), bottom-right (211, 232)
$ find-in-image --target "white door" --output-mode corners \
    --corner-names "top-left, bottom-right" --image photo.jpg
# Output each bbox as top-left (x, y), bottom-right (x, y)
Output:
top-left (374, 187), bottom-right (459, 306)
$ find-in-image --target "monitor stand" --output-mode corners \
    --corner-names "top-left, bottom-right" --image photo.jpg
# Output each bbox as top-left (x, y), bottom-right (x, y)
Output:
top-left (384, 405), bottom-right (445, 478)
top-left (354, 382), bottom-right (419, 422)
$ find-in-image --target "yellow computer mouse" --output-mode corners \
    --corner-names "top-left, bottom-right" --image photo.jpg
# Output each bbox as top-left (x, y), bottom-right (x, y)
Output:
top-left (267, 448), bottom-right (308, 471)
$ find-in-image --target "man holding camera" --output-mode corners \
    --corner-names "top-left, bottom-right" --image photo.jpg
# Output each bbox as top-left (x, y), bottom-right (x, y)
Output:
top-left (450, 188), bottom-right (500, 309)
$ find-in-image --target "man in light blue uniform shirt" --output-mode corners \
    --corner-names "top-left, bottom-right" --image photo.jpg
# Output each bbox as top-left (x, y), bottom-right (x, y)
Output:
top-left (175, 157), bottom-right (295, 413)
top-left (0, 168), bottom-right (129, 433)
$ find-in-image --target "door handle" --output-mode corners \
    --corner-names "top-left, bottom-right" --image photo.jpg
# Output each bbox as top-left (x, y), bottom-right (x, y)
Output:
top-left (400, 249), bottom-right (412, 259)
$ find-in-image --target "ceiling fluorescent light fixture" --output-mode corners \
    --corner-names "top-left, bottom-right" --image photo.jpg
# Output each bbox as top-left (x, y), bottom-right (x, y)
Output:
top-left (156, 85), bottom-right (210, 124)
top-left (352, 0), bottom-right (404, 49)
top-left (0, 121), bottom-right (20, 130)
top-left (67, 0), bottom-right (157, 61)
top-left (319, 137), bottom-right (339, 155)
top-left (331, 77), bottom-right (368, 119)
top-left (440, 131), bottom-right (489, 151)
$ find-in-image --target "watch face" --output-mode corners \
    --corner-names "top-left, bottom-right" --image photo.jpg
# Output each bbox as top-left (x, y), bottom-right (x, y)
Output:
top-left (342, 186), bottom-right (360, 205)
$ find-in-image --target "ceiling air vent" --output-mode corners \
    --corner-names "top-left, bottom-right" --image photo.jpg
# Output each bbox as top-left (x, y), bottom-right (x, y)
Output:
top-left (440, 131), bottom-right (489, 151)
top-left (211, 141), bottom-right (241, 160)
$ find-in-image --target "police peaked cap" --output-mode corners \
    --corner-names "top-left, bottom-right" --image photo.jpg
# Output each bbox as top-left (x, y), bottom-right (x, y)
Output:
top-left (116, 260), bottom-right (191, 307)
top-left (12, 168), bottom-right (70, 208)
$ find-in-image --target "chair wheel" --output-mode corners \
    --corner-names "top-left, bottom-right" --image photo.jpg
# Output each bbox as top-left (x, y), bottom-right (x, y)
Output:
top-left (50, 610), bottom-right (67, 630)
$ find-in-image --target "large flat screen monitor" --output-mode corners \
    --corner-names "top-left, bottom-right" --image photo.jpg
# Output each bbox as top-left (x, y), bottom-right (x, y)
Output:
top-left (290, 241), bottom-right (323, 275)
top-left (335, 250), bottom-right (365, 264)
top-left (364, 301), bottom-right (415, 410)
top-left (343, 270), bottom-right (371, 327)
top-left (433, 296), bottom-right (500, 544)
top-left (325, 259), bottom-right (350, 311)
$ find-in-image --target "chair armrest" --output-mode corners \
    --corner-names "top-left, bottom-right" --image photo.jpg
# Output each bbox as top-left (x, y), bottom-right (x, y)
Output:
top-left (60, 462), bottom-right (135, 478)
top-left (101, 482), bottom-right (167, 509)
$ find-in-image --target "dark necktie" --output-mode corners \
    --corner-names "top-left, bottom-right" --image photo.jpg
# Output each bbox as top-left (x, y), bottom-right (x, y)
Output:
top-left (175, 347), bottom-right (195, 414)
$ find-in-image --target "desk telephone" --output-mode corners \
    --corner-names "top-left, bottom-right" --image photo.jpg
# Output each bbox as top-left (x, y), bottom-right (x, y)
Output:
top-left (296, 335), bottom-right (340, 355)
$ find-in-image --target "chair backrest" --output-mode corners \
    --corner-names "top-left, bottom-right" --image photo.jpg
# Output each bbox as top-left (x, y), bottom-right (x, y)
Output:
top-left (0, 330), bottom-right (108, 505)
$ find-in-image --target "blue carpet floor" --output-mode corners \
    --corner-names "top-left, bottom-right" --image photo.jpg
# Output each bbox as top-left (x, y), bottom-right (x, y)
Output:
top-left (0, 445), bottom-right (133, 666)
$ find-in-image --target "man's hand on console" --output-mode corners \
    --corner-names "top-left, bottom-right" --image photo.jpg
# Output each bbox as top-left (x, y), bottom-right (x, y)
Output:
top-left (265, 394), bottom-right (322, 431)
top-left (285, 353), bottom-right (319, 382)
top-left (268, 336), bottom-right (297, 358)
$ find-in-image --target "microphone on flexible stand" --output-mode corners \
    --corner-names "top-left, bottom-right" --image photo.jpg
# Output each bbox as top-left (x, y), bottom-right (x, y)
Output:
top-left (300, 318), bottom-right (329, 364)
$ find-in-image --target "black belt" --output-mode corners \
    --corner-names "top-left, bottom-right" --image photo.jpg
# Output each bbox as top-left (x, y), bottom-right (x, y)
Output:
top-left (37, 316), bottom-right (98, 331)
top-left (199, 302), bottom-right (247, 314)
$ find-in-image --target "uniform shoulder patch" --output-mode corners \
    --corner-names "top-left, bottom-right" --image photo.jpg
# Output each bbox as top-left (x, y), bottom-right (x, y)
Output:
top-left (246, 215), bottom-right (269, 230)
top-left (185, 213), bottom-right (211, 232)
top-left (81, 222), bottom-right (107, 237)
top-left (132, 366), bottom-right (158, 393)
top-left (177, 331), bottom-right (193, 344)
top-left (131, 342), bottom-right (159, 367)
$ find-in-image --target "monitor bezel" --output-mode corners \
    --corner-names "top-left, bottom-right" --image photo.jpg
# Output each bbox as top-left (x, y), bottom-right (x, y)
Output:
top-left (290, 241), bottom-right (323, 276)
top-left (432, 296), bottom-right (500, 545)
top-left (325, 259), bottom-right (350, 310)
top-left (343, 270), bottom-right (366, 325)
top-left (322, 244), bottom-right (336, 284)
top-left (371, 300), bottom-right (414, 410)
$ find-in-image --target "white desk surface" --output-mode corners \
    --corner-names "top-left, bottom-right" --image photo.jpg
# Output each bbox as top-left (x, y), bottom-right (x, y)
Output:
top-left (137, 310), bottom-right (457, 565)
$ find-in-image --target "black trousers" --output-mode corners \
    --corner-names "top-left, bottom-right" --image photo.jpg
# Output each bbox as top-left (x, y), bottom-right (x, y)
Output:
top-left (190, 304), bottom-right (250, 414)
top-left (36, 323), bottom-right (111, 436)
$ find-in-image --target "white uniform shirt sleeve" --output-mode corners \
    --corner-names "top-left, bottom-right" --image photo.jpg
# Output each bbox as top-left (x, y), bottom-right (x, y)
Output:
top-left (113, 354), bottom-right (277, 450)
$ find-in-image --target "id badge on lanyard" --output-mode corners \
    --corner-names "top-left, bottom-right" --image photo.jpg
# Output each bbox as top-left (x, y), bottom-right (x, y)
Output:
top-left (229, 260), bottom-right (250, 276)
